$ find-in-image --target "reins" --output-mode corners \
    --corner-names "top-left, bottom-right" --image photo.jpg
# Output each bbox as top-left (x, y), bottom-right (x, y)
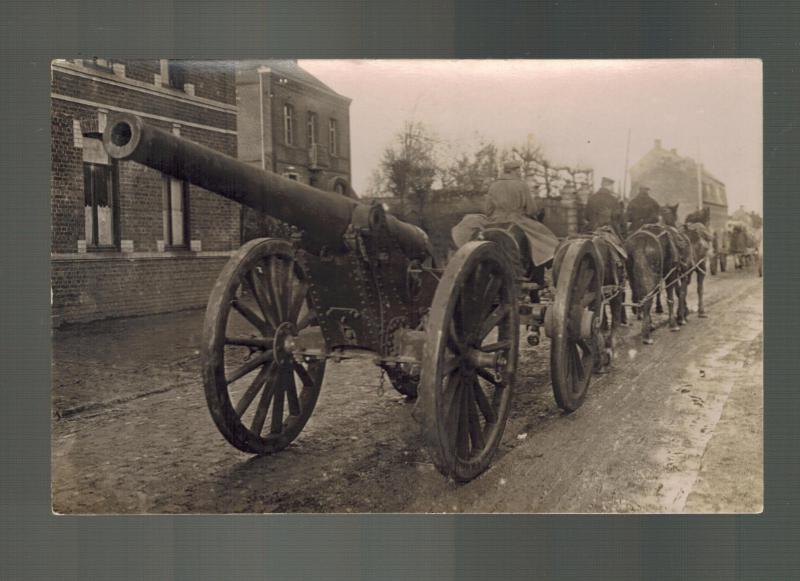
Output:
top-left (623, 223), bottom-right (711, 309)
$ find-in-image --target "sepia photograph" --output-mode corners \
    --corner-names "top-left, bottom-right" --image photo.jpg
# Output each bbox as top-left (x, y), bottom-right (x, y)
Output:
top-left (50, 58), bottom-right (762, 514)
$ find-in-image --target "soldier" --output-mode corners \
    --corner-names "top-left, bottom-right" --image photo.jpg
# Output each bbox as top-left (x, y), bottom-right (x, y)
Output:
top-left (625, 185), bottom-right (661, 233)
top-left (452, 159), bottom-right (559, 269)
top-left (581, 177), bottom-right (629, 328)
top-left (584, 177), bottom-right (625, 235)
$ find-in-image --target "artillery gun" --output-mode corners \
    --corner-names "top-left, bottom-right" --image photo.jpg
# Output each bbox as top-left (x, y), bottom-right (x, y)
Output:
top-left (103, 113), bottom-right (609, 482)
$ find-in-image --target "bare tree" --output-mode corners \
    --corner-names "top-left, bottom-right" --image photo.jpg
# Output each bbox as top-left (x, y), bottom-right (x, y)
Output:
top-left (443, 140), bottom-right (501, 194)
top-left (367, 121), bottom-right (441, 226)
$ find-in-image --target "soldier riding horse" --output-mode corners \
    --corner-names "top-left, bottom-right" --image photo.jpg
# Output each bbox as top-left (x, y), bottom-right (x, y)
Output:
top-left (562, 177), bottom-right (628, 372)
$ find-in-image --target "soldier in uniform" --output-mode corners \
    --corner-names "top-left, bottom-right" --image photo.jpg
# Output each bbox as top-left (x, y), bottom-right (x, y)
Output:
top-left (583, 177), bottom-right (625, 236)
top-left (580, 177), bottom-right (629, 329)
top-left (451, 159), bottom-right (559, 269)
top-left (625, 185), bottom-right (661, 233)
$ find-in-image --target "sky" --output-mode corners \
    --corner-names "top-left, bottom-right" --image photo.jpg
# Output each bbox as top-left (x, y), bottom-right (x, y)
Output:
top-left (299, 59), bottom-right (762, 214)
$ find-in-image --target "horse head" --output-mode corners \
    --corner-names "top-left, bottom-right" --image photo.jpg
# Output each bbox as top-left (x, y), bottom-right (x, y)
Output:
top-left (661, 203), bottom-right (680, 226)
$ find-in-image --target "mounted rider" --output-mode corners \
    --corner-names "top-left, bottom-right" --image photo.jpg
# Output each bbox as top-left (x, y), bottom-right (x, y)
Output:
top-left (584, 177), bottom-right (625, 235)
top-left (580, 177), bottom-right (629, 333)
top-left (451, 159), bottom-right (560, 269)
top-left (582, 176), bottom-right (627, 252)
top-left (625, 185), bottom-right (661, 233)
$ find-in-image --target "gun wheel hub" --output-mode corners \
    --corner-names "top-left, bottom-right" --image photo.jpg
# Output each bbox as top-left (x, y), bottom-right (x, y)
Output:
top-left (273, 322), bottom-right (298, 364)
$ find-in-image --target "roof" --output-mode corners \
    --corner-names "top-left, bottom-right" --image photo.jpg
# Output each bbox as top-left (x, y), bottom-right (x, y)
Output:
top-left (261, 60), bottom-right (350, 101)
top-left (631, 142), bottom-right (728, 208)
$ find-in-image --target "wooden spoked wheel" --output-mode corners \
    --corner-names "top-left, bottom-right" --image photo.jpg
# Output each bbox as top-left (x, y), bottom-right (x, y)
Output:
top-left (420, 240), bottom-right (519, 482)
top-left (202, 238), bottom-right (324, 455)
top-left (549, 239), bottom-right (602, 412)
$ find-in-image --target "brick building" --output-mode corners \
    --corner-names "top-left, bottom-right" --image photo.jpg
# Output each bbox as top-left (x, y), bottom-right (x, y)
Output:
top-left (630, 139), bottom-right (729, 234)
top-left (235, 60), bottom-right (353, 240)
top-left (51, 59), bottom-right (355, 326)
top-left (51, 59), bottom-right (240, 326)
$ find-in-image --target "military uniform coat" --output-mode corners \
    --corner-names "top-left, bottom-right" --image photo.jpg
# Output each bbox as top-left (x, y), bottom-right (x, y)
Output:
top-left (451, 174), bottom-right (560, 266)
top-left (584, 187), bottom-right (624, 234)
top-left (625, 192), bottom-right (661, 232)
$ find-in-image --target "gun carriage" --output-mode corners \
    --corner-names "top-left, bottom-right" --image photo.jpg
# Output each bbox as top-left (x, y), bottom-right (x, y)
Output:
top-left (102, 113), bottom-right (609, 482)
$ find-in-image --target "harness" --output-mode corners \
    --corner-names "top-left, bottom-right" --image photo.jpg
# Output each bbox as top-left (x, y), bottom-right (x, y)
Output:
top-left (624, 226), bottom-right (680, 308)
top-left (679, 224), bottom-right (708, 277)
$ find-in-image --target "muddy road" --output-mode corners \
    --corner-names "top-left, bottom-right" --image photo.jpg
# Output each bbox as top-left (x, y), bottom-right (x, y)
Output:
top-left (52, 270), bottom-right (762, 513)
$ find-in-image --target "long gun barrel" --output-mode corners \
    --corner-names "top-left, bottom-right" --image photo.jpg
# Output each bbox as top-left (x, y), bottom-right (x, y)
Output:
top-left (102, 113), bottom-right (430, 259)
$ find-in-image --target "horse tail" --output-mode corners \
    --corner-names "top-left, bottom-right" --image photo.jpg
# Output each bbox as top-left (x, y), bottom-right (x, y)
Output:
top-left (625, 229), bottom-right (662, 303)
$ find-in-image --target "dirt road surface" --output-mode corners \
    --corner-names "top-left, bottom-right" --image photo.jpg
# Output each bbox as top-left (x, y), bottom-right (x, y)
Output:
top-left (52, 269), bottom-right (762, 513)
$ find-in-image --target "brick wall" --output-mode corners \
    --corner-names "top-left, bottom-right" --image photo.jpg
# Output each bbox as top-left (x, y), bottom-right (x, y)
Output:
top-left (51, 60), bottom-right (240, 326)
top-left (51, 103), bottom-right (85, 253)
top-left (52, 69), bottom-right (236, 130)
top-left (124, 60), bottom-right (160, 84)
top-left (51, 255), bottom-right (230, 326)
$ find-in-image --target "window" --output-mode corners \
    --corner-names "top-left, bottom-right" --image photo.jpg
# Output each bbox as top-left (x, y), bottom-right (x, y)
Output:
top-left (328, 118), bottom-right (338, 156)
top-left (283, 104), bottom-right (295, 146)
top-left (82, 137), bottom-right (118, 248)
top-left (83, 164), bottom-right (118, 248)
top-left (307, 112), bottom-right (318, 147)
top-left (163, 177), bottom-right (189, 247)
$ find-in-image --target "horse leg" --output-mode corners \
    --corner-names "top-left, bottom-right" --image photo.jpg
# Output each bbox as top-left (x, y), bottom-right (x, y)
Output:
top-left (597, 293), bottom-right (624, 373)
top-left (667, 282), bottom-right (679, 331)
top-left (655, 291), bottom-right (664, 314)
top-left (610, 295), bottom-right (621, 353)
top-left (619, 289), bottom-right (629, 326)
top-left (678, 272), bottom-right (689, 325)
top-left (641, 297), bottom-right (654, 345)
top-left (697, 264), bottom-right (707, 317)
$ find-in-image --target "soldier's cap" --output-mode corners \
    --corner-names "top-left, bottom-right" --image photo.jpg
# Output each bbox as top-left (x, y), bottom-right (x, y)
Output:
top-left (601, 177), bottom-right (614, 186)
top-left (503, 160), bottom-right (522, 171)
top-left (639, 186), bottom-right (651, 194)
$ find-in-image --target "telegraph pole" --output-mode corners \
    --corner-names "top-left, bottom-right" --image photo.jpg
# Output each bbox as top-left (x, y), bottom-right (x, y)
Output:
top-left (621, 128), bottom-right (631, 200)
top-left (697, 161), bottom-right (704, 211)
top-left (696, 142), bottom-right (704, 211)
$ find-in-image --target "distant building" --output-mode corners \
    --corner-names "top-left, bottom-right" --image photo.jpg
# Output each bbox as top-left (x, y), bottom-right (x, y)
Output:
top-left (731, 205), bottom-right (763, 230)
top-left (236, 60), bottom-right (354, 240)
top-left (51, 59), bottom-right (239, 326)
top-left (629, 139), bottom-right (728, 233)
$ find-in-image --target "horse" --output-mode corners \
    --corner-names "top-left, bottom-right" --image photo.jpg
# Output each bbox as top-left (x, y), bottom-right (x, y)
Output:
top-left (655, 204), bottom-right (690, 326)
top-left (624, 217), bottom-right (682, 344)
top-left (591, 229), bottom-right (628, 371)
top-left (681, 206), bottom-right (712, 319)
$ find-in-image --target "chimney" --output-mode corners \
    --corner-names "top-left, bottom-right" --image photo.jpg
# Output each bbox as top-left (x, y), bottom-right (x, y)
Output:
top-left (654, 139), bottom-right (662, 149)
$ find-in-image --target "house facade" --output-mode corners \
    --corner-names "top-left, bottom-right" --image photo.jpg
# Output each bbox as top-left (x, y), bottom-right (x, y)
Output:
top-left (51, 59), bottom-right (354, 327)
top-left (235, 61), bottom-right (353, 241)
top-left (51, 59), bottom-right (240, 326)
top-left (629, 139), bottom-right (728, 234)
